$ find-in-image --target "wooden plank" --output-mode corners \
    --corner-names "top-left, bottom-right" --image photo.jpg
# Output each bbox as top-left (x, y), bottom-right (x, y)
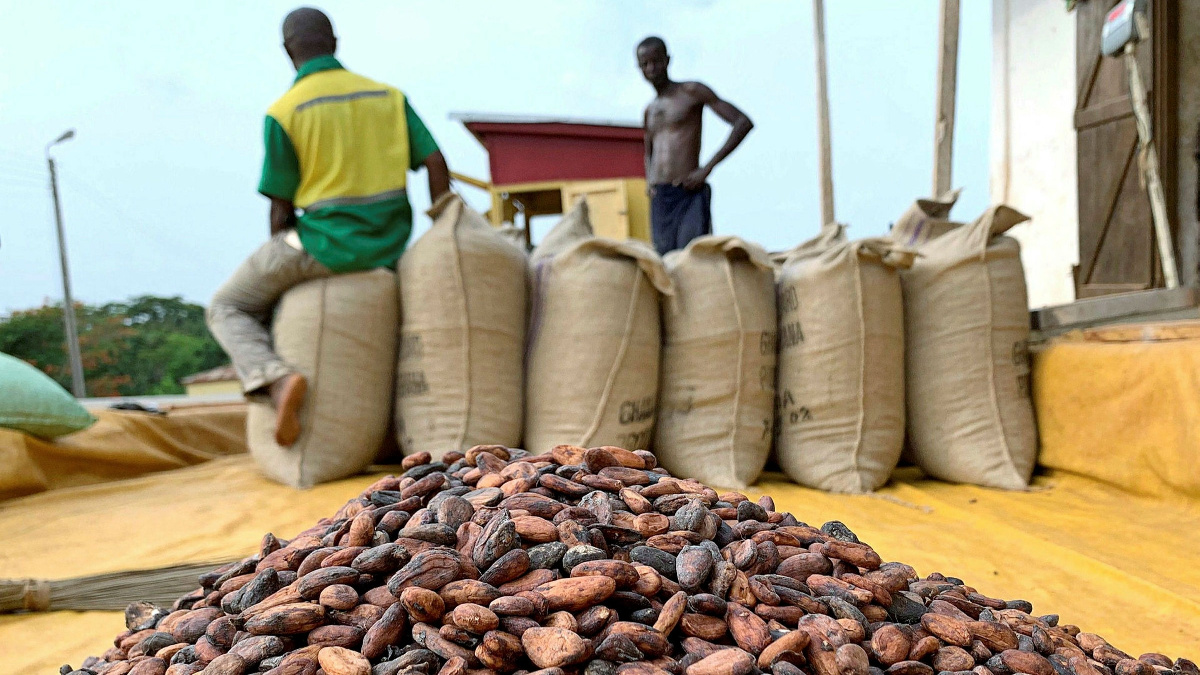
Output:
top-left (812, 0), bottom-right (835, 227)
top-left (1151, 0), bottom-right (1179, 286)
top-left (1077, 283), bottom-right (1152, 298)
top-left (1075, 51), bottom-right (1103, 114)
top-left (1079, 134), bottom-right (1139, 284)
top-left (1032, 307), bottom-right (1200, 341)
top-left (1073, 96), bottom-right (1133, 130)
top-left (1033, 286), bottom-right (1199, 329)
top-left (932, 0), bottom-right (960, 197)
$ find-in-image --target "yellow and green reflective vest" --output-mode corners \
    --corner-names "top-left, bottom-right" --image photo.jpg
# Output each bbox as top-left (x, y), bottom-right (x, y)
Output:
top-left (258, 56), bottom-right (439, 272)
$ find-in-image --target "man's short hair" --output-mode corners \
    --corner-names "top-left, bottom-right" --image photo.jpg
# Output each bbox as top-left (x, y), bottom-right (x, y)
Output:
top-left (283, 7), bottom-right (336, 56)
top-left (638, 36), bottom-right (667, 54)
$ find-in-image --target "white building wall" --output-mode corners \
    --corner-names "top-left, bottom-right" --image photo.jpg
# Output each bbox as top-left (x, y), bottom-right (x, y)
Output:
top-left (991, 0), bottom-right (1079, 309)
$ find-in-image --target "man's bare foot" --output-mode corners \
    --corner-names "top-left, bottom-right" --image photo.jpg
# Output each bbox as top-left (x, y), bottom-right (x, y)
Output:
top-left (269, 373), bottom-right (307, 446)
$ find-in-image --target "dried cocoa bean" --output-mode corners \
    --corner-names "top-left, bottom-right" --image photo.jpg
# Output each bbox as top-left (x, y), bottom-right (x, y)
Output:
top-left (244, 603), bottom-right (324, 636)
top-left (522, 627), bottom-right (591, 669)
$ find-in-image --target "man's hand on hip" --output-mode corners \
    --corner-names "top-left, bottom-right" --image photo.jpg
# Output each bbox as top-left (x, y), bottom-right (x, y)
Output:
top-left (677, 166), bottom-right (711, 192)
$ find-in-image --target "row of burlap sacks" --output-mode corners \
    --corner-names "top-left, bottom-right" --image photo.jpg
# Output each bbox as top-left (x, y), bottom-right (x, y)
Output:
top-left (769, 194), bottom-right (1037, 493)
top-left (247, 191), bottom-right (1036, 494)
top-left (656, 191), bottom-right (1037, 493)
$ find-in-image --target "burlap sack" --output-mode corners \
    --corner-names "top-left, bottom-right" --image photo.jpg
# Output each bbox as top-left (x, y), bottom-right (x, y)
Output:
top-left (396, 193), bottom-right (527, 459)
top-left (655, 236), bottom-right (777, 488)
top-left (901, 205), bottom-right (1037, 489)
top-left (889, 190), bottom-right (960, 467)
top-left (525, 204), bottom-right (672, 455)
top-left (775, 226), bottom-right (915, 493)
top-left (530, 198), bottom-right (593, 264)
top-left (497, 224), bottom-right (530, 252)
top-left (890, 189), bottom-right (962, 247)
top-left (248, 269), bottom-right (398, 488)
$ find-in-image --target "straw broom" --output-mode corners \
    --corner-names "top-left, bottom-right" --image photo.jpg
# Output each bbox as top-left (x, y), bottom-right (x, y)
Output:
top-left (0, 561), bottom-right (231, 612)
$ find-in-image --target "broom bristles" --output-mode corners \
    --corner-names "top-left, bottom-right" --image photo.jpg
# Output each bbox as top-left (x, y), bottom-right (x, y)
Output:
top-left (0, 561), bottom-right (232, 613)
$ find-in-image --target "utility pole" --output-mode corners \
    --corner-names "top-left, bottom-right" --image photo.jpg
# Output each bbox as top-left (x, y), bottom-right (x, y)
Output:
top-left (46, 129), bottom-right (86, 398)
top-left (812, 0), bottom-right (835, 227)
top-left (932, 0), bottom-right (961, 198)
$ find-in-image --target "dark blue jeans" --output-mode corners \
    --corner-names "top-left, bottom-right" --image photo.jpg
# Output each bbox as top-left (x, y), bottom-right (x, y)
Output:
top-left (650, 183), bottom-right (712, 256)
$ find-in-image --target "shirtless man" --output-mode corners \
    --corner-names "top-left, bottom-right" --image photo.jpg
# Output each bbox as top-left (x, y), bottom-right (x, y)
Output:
top-left (637, 36), bottom-right (753, 255)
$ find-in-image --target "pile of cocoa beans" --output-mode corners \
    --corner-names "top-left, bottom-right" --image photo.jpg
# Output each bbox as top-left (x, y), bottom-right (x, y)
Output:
top-left (65, 445), bottom-right (1196, 675)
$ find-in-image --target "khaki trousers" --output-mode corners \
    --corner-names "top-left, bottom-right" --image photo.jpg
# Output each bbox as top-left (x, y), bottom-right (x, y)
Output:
top-left (205, 233), bottom-right (332, 393)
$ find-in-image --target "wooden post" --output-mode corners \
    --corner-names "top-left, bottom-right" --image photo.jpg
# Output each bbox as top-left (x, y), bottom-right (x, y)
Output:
top-left (933, 0), bottom-right (960, 198)
top-left (812, 0), bottom-right (835, 227)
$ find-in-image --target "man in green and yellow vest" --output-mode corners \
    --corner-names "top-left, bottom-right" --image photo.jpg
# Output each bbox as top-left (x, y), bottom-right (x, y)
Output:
top-left (207, 7), bottom-right (449, 447)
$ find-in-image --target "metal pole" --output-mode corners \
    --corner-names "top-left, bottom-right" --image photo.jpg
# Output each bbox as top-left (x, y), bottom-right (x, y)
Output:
top-left (933, 0), bottom-right (961, 198)
top-left (1124, 15), bottom-right (1179, 288)
top-left (47, 155), bottom-right (87, 397)
top-left (812, 0), bottom-right (835, 227)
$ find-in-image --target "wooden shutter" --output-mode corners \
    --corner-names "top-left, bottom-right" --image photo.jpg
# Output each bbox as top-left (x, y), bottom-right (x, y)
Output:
top-left (1074, 0), bottom-right (1177, 298)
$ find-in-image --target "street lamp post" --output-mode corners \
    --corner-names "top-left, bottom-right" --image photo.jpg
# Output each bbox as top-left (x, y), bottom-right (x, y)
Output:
top-left (46, 129), bottom-right (86, 398)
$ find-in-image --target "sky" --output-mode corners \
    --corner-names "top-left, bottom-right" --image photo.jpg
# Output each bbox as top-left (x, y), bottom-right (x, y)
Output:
top-left (0, 1), bottom-right (991, 313)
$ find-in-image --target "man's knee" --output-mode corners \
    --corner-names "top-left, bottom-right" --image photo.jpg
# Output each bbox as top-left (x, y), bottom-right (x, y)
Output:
top-left (205, 282), bottom-right (243, 330)
top-left (205, 295), bottom-right (230, 331)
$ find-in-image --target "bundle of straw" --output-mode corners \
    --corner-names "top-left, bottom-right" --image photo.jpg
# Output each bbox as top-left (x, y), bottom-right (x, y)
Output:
top-left (0, 561), bottom-right (229, 613)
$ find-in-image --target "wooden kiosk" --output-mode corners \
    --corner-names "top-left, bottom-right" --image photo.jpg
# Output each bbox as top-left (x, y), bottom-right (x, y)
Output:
top-left (450, 113), bottom-right (651, 246)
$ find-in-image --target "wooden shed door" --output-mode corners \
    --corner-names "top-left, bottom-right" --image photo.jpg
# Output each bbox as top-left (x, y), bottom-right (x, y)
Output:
top-left (1074, 0), bottom-right (1176, 298)
top-left (561, 180), bottom-right (631, 240)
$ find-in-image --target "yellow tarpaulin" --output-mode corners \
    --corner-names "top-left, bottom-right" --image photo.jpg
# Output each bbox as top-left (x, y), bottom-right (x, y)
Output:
top-left (1034, 321), bottom-right (1200, 503)
top-left (4, 321), bottom-right (1200, 669)
top-left (0, 403), bottom-right (247, 501)
top-left (2, 457), bottom-right (1198, 671)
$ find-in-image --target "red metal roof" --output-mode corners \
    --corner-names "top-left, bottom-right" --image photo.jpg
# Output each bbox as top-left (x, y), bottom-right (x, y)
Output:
top-left (453, 113), bottom-right (646, 186)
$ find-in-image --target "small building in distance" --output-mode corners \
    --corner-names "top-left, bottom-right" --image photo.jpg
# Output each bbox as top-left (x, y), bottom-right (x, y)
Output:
top-left (180, 364), bottom-right (240, 397)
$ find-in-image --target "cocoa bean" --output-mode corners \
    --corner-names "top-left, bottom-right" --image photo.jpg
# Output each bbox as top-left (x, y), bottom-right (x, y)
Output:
top-left (450, 603), bottom-right (500, 634)
top-left (1001, 650), bottom-right (1057, 675)
top-left (198, 654), bottom-right (243, 675)
top-left (361, 602), bottom-right (407, 659)
top-left (244, 603), bottom-right (324, 635)
top-left (307, 624), bottom-right (364, 649)
top-left (726, 602), bottom-right (771, 655)
top-left (759, 630), bottom-right (811, 669)
top-left (923, 613), bottom-right (974, 647)
top-left (872, 625), bottom-right (912, 667)
top-left (677, 547), bottom-right (715, 591)
top-left (571, 560), bottom-right (640, 590)
top-left (522, 627), bottom-right (591, 669)
top-left (535, 576), bottom-right (616, 612)
top-left (687, 648), bottom-right (755, 675)
top-left (680, 614), bottom-right (728, 641)
top-left (479, 548), bottom-right (531, 587)
top-left (317, 646), bottom-right (370, 675)
top-left (889, 662), bottom-right (935, 675)
top-left (319, 585), bottom-right (358, 611)
top-left (388, 550), bottom-right (462, 595)
top-left (227, 635), bottom-right (285, 666)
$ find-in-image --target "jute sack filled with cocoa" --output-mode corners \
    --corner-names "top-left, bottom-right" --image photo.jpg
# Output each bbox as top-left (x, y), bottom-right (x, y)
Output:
top-left (529, 197), bottom-right (593, 265)
top-left (247, 269), bottom-right (398, 487)
top-left (775, 225), bottom-right (915, 493)
top-left (656, 235), bottom-right (777, 488)
top-left (525, 201), bottom-right (672, 455)
top-left (888, 190), bottom-right (961, 467)
top-left (396, 193), bottom-right (527, 459)
top-left (899, 204), bottom-right (1037, 489)
top-left (889, 188), bottom-right (962, 248)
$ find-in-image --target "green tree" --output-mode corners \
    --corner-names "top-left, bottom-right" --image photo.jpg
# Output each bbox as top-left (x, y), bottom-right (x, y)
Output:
top-left (0, 296), bottom-right (228, 396)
